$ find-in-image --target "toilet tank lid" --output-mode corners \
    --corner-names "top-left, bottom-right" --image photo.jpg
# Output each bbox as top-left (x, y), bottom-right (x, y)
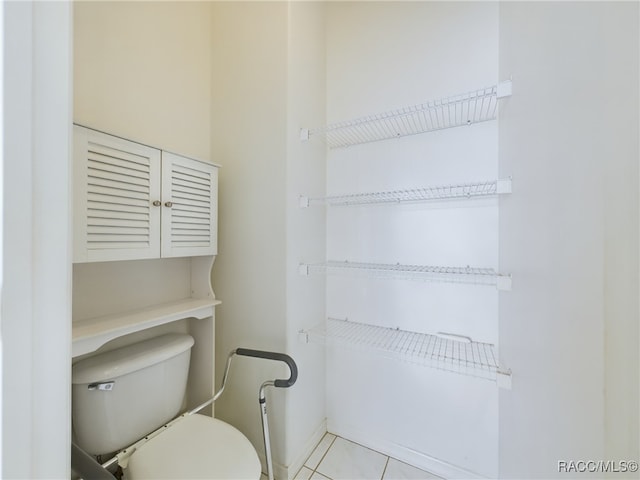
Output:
top-left (72, 334), bottom-right (195, 384)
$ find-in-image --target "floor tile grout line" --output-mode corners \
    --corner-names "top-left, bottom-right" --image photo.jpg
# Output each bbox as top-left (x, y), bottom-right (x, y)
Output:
top-left (304, 432), bottom-right (440, 480)
top-left (313, 433), bottom-right (338, 479)
top-left (330, 433), bottom-right (389, 459)
top-left (380, 455), bottom-right (391, 480)
top-left (305, 432), bottom-right (336, 471)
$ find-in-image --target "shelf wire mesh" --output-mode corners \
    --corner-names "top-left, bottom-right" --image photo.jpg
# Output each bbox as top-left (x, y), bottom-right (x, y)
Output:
top-left (306, 318), bottom-right (499, 380)
top-left (310, 85), bottom-right (499, 149)
top-left (307, 179), bottom-right (500, 207)
top-left (305, 261), bottom-right (502, 287)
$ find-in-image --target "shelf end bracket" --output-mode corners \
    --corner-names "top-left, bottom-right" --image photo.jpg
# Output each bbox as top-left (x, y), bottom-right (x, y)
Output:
top-left (497, 177), bottom-right (512, 194)
top-left (298, 264), bottom-right (310, 276)
top-left (497, 80), bottom-right (513, 99)
top-left (496, 274), bottom-right (512, 291)
top-left (497, 369), bottom-right (512, 390)
top-left (300, 128), bottom-right (310, 142)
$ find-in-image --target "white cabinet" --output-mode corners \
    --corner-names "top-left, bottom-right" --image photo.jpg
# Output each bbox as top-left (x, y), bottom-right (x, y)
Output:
top-left (160, 151), bottom-right (218, 258)
top-left (73, 125), bottom-right (218, 263)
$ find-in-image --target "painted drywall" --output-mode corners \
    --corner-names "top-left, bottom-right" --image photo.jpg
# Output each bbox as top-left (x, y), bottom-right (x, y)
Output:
top-left (210, 3), bottom-right (328, 476)
top-left (498, 2), bottom-right (639, 478)
top-left (2, 1), bottom-right (72, 478)
top-left (209, 1), bottom-right (290, 473)
top-left (600, 3), bottom-right (640, 468)
top-left (73, 1), bottom-right (212, 161)
top-left (324, 3), bottom-right (500, 477)
top-left (73, 1), bottom-right (327, 475)
top-left (285, 1), bottom-right (327, 474)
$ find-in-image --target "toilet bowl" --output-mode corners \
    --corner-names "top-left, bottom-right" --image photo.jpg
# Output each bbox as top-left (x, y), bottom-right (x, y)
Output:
top-left (127, 414), bottom-right (260, 479)
top-left (72, 334), bottom-right (261, 480)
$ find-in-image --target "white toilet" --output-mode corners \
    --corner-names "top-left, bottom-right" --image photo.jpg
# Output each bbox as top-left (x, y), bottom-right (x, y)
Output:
top-left (72, 333), bottom-right (262, 479)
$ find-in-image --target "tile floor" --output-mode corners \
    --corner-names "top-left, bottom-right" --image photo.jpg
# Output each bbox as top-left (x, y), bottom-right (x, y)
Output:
top-left (293, 433), bottom-right (443, 480)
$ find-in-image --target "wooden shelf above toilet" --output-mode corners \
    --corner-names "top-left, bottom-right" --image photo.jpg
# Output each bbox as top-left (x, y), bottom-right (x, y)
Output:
top-left (72, 297), bottom-right (220, 357)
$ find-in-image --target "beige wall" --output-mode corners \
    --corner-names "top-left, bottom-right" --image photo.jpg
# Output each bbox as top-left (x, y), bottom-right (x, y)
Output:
top-left (210, 3), bottom-right (328, 475)
top-left (74, 2), bottom-right (326, 475)
top-left (209, 1), bottom-right (289, 473)
top-left (74, 1), bottom-right (212, 161)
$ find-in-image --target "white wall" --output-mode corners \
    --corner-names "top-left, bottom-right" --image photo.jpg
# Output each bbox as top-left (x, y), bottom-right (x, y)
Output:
top-left (210, 1), bottom-right (290, 473)
top-left (210, 3), bottom-right (328, 476)
top-left (285, 0), bottom-right (327, 475)
top-left (2, 1), bottom-right (72, 478)
top-left (498, 2), bottom-right (639, 478)
top-left (324, 3), bottom-right (500, 477)
top-left (74, 1), bottom-right (212, 161)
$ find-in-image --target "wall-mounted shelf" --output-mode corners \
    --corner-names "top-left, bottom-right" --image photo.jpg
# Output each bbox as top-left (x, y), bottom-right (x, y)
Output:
top-left (299, 260), bottom-right (511, 290)
top-left (299, 318), bottom-right (511, 387)
top-left (72, 297), bottom-right (221, 357)
top-left (301, 81), bottom-right (512, 149)
top-left (300, 178), bottom-right (511, 208)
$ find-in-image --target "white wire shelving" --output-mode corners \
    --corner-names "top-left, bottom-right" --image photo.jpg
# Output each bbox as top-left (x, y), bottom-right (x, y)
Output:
top-left (300, 178), bottom-right (511, 208)
top-left (301, 80), bottom-right (512, 149)
top-left (299, 260), bottom-right (511, 290)
top-left (299, 318), bottom-right (511, 386)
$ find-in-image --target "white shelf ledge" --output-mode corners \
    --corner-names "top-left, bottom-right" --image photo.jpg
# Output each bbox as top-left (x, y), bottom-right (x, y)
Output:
top-left (72, 297), bottom-right (221, 357)
top-left (299, 261), bottom-right (511, 290)
top-left (300, 318), bottom-right (511, 386)
top-left (302, 81), bottom-right (512, 149)
top-left (300, 178), bottom-right (511, 208)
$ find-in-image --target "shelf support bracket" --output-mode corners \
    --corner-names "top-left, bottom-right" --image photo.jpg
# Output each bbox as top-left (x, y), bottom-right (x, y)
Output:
top-left (497, 80), bottom-right (513, 99)
top-left (496, 275), bottom-right (512, 291)
top-left (497, 369), bottom-right (512, 390)
top-left (299, 195), bottom-right (310, 208)
top-left (497, 177), bottom-right (512, 194)
top-left (297, 330), bottom-right (309, 344)
top-left (299, 128), bottom-right (310, 142)
top-left (298, 264), bottom-right (310, 276)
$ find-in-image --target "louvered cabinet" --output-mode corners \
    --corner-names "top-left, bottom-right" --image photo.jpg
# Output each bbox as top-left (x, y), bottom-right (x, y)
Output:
top-left (73, 125), bottom-right (218, 263)
top-left (160, 152), bottom-right (218, 258)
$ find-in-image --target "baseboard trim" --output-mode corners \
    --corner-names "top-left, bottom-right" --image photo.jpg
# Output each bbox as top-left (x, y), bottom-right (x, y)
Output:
top-left (326, 421), bottom-right (487, 480)
top-left (257, 418), bottom-right (327, 480)
top-left (286, 418), bottom-right (327, 479)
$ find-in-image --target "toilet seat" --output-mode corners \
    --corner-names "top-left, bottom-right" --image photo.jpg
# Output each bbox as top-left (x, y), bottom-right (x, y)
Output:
top-left (126, 414), bottom-right (261, 480)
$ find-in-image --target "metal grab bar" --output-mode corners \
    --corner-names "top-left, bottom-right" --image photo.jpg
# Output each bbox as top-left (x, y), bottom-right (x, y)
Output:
top-left (234, 349), bottom-right (298, 480)
top-left (189, 348), bottom-right (298, 480)
top-left (235, 348), bottom-right (298, 388)
top-left (188, 348), bottom-right (298, 415)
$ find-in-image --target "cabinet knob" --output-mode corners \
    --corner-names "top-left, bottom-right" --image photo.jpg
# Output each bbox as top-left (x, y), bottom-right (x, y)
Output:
top-left (164, 201), bottom-right (173, 208)
top-left (152, 200), bottom-right (161, 207)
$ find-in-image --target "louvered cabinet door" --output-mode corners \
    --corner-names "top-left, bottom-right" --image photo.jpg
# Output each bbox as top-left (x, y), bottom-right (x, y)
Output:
top-left (73, 126), bottom-right (162, 262)
top-left (160, 152), bottom-right (218, 258)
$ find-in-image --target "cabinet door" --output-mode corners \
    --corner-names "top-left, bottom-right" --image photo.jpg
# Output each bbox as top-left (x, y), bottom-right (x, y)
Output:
top-left (160, 152), bottom-right (218, 258)
top-left (73, 126), bottom-right (162, 262)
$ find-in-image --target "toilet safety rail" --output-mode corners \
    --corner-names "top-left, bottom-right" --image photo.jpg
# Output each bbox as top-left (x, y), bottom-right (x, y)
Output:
top-left (72, 442), bottom-right (116, 480)
top-left (90, 348), bottom-right (298, 480)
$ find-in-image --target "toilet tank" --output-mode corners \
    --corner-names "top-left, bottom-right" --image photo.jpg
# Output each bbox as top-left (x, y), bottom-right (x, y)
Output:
top-left (72, 333), bottom-right (195, 455)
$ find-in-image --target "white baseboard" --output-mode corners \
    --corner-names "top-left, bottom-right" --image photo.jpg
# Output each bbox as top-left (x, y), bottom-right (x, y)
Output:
top-left (326, 421), bottom-right (487, 480)
top-left (257, 418), bottom-right (327, 480)
top-left (286, 418), bottom-right (327, 479)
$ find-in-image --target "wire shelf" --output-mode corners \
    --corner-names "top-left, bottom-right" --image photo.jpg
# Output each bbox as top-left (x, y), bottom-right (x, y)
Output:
top-left (302, 318), bottom-right (507, 382)
top-left (299, 260), bottom-right (511, 290)
top-left (303, 81), bottom-right (512, 149)
top-left (300, 178), bottom-right (511, 208)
